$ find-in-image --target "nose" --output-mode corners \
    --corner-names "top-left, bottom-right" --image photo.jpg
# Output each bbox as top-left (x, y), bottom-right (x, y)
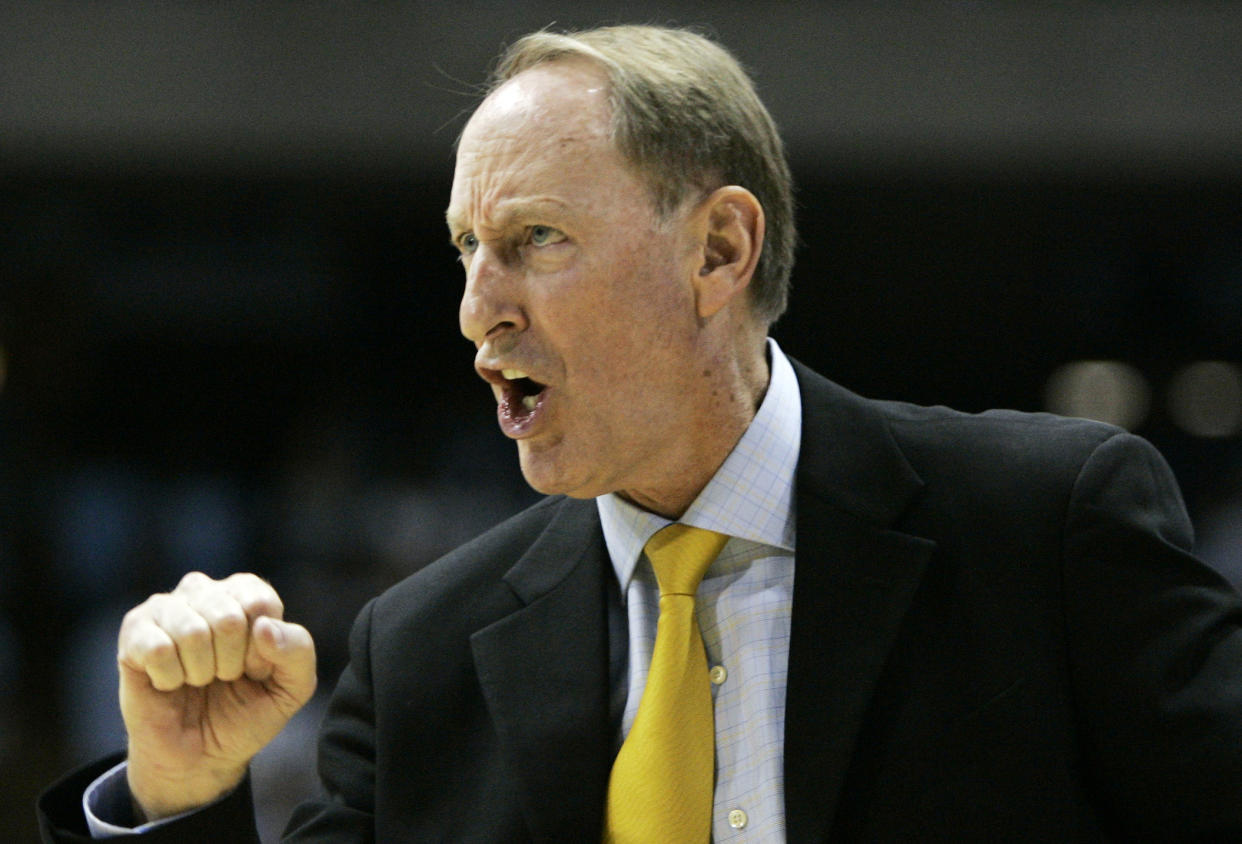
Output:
top-left (459, 243), bottom-right (527, 347)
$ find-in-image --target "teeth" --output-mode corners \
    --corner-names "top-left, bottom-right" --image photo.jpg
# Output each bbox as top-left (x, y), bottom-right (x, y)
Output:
top-left (522, 395), bottom-right (539, 411)
top-left (502, 369), bottom-right (528, 380)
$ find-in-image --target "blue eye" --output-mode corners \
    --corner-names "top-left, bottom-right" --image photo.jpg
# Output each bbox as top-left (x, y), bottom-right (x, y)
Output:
top-left (459, 233), bottom-right (478, 253)
top-left (529, 225), bottom-right (562, 246)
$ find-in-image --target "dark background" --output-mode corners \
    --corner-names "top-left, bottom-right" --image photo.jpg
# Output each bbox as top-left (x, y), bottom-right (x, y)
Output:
top-left (3, 3), bottom-right (1242, 840)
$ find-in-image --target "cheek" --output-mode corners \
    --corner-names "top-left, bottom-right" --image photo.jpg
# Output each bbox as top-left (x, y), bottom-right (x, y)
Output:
top-left (598, 246), bottom-right (695, 325)
top-left (539, 238), bottom-right (696, 381)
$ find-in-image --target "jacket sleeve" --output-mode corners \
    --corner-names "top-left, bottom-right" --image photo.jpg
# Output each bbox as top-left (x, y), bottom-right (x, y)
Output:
top-left (36, 754), bottom-right (260, 844)
top-left (1063, 431), bottom-right (1242, 838)
top-left (281, 597), bottom-right (380, 842)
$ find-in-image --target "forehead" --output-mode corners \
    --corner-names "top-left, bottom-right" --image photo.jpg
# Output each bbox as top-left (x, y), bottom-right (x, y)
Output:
top-left (470, 58), bottom-right (611, 140)
top-left (447, 61), bottom-right (627, 227)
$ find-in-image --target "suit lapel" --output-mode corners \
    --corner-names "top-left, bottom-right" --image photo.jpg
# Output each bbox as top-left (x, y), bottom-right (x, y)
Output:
top-left (784, 361), bottom-right (936, 843)
top-left (470, 498), bottom-right (614, 843)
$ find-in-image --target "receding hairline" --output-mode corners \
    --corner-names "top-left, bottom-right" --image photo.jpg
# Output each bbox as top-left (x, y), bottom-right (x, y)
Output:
top-left (457, 53), bottom-right (615, 149)
top-left (450, 55), bottom-right (670, 231)
top-left (447, 62), bottom-right (652, 238)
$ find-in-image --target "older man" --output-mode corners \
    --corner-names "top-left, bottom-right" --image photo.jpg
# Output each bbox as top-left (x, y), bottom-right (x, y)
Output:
top-left (39, 24), bottom-right (1242, 843)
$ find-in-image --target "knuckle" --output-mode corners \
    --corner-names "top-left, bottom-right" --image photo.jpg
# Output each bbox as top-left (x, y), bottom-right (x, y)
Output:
top-left (135, 593), bottom-right (169, 615)
top-left (225, 572), bottom-right (269, 593)
top-left (121, 631), bottom-right (177, 672)
top-left (177, 570), bottom-right (211, 590)
top-left (134, 591), bottom-right (173, 612)
top-left (256, 596), bottom-right (285, 618)
top-left (119, 614), bottom-right (157, 650)
top-left (170, 616), bottom-right (212, 647)
top-left (218, 605), bottom-right (249, 627)
top-left (143, 637), bottom-right (178, 665)
top-left (209, 609), bottom-right (249, 638)
top-left (232, 579), bottom-right (284, 618)
top-left (119, 606), bottom-right (146, 634)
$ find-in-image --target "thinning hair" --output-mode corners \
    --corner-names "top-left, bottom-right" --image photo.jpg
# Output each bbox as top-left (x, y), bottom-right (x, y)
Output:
top-left (488, 25), bottom-right (796, 326)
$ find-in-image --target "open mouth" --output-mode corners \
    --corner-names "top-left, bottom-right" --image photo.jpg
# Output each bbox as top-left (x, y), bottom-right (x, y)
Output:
top-left (500, 369), bottom-right (547, 414)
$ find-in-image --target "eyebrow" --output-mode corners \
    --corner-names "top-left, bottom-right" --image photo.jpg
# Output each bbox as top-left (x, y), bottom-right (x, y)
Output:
top-left (445, 207), bottom-right (467, 235)
top-left (446, 196), bottom-right (570, 237)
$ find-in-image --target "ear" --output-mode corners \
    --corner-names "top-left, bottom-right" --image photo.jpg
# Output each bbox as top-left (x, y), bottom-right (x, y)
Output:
top-left (690, 186), bottom-right (765, 320)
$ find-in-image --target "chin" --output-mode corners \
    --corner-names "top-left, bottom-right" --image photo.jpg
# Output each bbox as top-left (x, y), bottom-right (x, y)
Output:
top-left (517, 456), bottom-right (569, 497)
top-left (521, 473), bottom-right (601, 501)
top-left (517, 451), bottom-right (603, 501)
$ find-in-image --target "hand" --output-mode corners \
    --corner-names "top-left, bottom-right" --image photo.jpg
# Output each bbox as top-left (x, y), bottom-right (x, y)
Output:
top-left (117, 571), bottom-right (317, 821)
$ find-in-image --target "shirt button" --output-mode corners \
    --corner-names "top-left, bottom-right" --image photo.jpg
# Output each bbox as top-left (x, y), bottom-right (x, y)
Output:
top-left (728, 808), bottom-right (748, 829)
top-left (709, 664), bottom-right (728, 685)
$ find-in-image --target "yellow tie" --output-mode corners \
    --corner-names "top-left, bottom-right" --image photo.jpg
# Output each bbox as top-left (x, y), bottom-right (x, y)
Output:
top-left (603, 524), bottom-right (729, 844)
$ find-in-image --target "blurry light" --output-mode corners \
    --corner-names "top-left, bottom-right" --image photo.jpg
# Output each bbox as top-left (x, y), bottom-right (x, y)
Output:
top-left (1044, 360), bottom-right (1151, 430)
top-left (1168, 361), bottom-right (1242, 438)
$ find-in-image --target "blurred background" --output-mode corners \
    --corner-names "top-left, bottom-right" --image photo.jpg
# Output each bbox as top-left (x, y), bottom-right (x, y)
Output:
top-left (3, 2), bottom-right (1241, 839)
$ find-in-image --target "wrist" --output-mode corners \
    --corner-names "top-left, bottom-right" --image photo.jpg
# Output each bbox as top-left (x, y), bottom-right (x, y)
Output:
top-left (126, 750), bottom-right (247, 821)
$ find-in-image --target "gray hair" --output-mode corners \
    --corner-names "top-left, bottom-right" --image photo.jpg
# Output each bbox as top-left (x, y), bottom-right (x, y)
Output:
top-left (488, 25), bottom-right (796, 326)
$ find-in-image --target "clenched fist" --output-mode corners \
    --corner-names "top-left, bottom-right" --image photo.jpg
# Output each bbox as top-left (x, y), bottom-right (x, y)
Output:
top-left (117, 571), bottom-right (317, 821)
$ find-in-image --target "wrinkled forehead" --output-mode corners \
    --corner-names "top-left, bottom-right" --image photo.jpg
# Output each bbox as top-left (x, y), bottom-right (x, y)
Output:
top-left (446, 62), bottom-right (628, 232)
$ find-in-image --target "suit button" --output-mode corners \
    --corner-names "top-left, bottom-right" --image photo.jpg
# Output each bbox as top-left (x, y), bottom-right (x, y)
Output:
top-left (709, 665), bottom-right (728, 685)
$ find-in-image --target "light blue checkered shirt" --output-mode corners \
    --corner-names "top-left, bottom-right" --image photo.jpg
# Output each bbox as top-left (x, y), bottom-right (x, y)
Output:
top-left (597, 338), bottom-right (800, 842)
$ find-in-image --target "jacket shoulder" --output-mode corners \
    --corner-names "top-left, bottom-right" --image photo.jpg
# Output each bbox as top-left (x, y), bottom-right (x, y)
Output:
top-left (365, 494), bottom-right (598, 633)
top-left (393, 494), bottom-right (564, 582)
top-left (791, 357), bottom-right (1161, 517)
top-left (884, 401), bottom-right (1125, 470)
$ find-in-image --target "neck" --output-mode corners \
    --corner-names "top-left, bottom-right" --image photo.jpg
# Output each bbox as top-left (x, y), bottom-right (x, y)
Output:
top-left (619, 337), bottom-right (771, 519)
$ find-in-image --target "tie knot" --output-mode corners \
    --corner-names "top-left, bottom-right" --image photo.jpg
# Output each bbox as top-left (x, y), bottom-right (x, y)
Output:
top-left (643, 524), bottom-right (729, 596)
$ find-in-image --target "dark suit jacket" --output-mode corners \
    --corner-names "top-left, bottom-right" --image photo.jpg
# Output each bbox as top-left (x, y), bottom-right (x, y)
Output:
top-left (40, 362), bottom-right (1242, 842)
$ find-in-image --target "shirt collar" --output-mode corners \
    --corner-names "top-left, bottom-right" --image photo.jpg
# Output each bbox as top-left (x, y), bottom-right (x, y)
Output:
top-left (597, 337), bottom-right (801, 593)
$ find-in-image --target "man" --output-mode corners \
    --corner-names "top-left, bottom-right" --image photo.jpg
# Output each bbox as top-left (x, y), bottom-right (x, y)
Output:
top-left (39, 24), bottom-right (1242, 842)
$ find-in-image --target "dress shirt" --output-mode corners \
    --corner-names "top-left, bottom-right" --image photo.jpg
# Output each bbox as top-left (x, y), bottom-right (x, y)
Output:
top-left (597, 337), bottom-right (800, 842)
top-left (84, 762), bottom-right (212, 836)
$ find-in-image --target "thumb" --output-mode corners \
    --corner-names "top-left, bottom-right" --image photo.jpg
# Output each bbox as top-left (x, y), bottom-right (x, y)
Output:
top-left (249, 616), bottom-right (317, 710)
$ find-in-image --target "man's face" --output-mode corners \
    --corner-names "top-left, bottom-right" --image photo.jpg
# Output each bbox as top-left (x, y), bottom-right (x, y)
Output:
top-left (449, 60), bottom-right (711, 507)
